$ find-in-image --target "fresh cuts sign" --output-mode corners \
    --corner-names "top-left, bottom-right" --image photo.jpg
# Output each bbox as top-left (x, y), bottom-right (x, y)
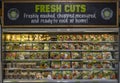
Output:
top-left (3, 1), bottom-right (118, 27)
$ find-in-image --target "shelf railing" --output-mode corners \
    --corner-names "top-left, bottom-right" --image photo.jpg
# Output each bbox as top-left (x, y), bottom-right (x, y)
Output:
top-left (3, 50), bottom-right (118, 52)
top-left (3, 41), bottom-right (118, 43)
top-left (4, 68), bottom-right (117, 71)
top-left (4, 59), bottom-right (119, 62)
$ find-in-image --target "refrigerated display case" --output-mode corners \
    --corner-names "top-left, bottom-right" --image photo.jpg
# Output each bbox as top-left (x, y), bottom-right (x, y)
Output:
top-left (1, 28), bottom-right (119, 83)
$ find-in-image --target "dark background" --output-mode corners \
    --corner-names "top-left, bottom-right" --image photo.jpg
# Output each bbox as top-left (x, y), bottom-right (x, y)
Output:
top-left (4, 2), bottom-right (117, 26)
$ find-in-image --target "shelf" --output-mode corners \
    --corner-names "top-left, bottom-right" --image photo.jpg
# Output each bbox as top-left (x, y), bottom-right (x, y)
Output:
top-left (4, 59), bottom-right (119, 62)
top-left (3, 50), bottom-right (118, 52)
top-left (3, 41), bottom-right (118, 43)
top-left (3, 33), bottom-right (118, 83)
top-left (4, 68), bottom-right (117, 71)
top-left (3, 79), bottom-right (118, 83)
top-left (4, 50), bottom-right (49, 52)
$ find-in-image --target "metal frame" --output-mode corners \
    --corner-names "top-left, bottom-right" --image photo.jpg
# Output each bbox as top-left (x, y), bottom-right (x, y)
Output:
top-left (2, 28), bottom-right (119, 33)
top-left (118, 2), bottom-right (120, 83)
top-left (0, 26), bottom-right (2, 83)
top-left (1, 1), bottom-right (119, 83)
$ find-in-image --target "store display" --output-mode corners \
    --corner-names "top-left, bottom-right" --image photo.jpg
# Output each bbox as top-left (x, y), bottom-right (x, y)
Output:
top-left (2, 33), bottom-right (118, 81)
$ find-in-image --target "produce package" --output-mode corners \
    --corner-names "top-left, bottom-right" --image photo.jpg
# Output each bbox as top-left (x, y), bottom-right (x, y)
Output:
top-left (94, 43), bottom-right (102, 50)
top-left (35, 72), bottom-right (44, 79)
top-left (101, 43), bottom-right (113, 51)
top-left (50, 52), bottom-right (60, 59)
top-left (82, 71), bottom-right (94, 79)
top-left (102, 52), bottom-right (112, 59)
top-left (93, 52), bottom-right (103, 59)
top-left (37, 60), bottom-right (49, 69)
top-left (82, 52), bottom-right (87, 60)
top-left (64, 35), bottom-right (71, 41)
top-left (103, 61), bottom-right (113, 68)
top-left (44, 43), bottom-right (49, 50)
top-left (101, 34), bottom-right (114, 41)
top-left (69, 43), bottom-right (75, 50)
top-left (12, 43), bottom-right (21, 51)
top-left (84, 62), bottom-right (93, 69)
top-left (57, 35), bottom-right (64, 41)
top-left (60, 52), bottom-right (71, 59)
top-left (71, 52), bottom-right (81, 59)
top-left (52, 71), bottom-right (62, 79)
top-left (41, 71), bottom-right (52, 79)
top-left (6, 52), bottom-right (17, 60)
top-left (50, 43), bottom-right (57, 50)
top-left (19, 43), bottom-right (25, 51)
top-left (62, 43), bottom-right (69, 49)
top-left (72, 62), bottom-right (83, 69)
top-left (83, 52), bottom-right (93, 60)
top-left (82, 43), bottom-right (94, 50)
top-left (50, 43), bottom-right (62, 50)
top-left (72, 70), bottom-right (82, 79)
top-left (61, 61), bottom-right (71, 68)
top-left (33, 43), bottom-right (43, 50)
top-left (83, 34), bottom-right (98, 41)
top-left (25, 43), bottom-right (32, 50)
top-left (76, 35), bottom-right (83, 41)
top-left (74, 43), bottom-right (82, 50)
top-left (63, 71), bottom-right (72, 79)
top-left (93, 70), bottom-right (103, 79)
top-left (5, 34), bottom-right (11, 41)
top-left (29, 72), bottom-right (36, 79)
top-left (103, 70), bottom-right (112, 79)
top-left (94, 62), bottom-right (103, 69)
top-left (35, 52), bottom-right (48, 59)
top-left (6, 43), bottom-right (13, 50)
top-left (33, 34), bottom-right (51, 41)
top-left (21, 71), bottom-right (28, 79)
top-left (109, 71), bottom-right (117, 79)
top-left (21, 34), bottom-right (29, 41)
top-left (51, 61), bottom-right (61, 69)
top-left (22, 52), bottom-right (31, 59)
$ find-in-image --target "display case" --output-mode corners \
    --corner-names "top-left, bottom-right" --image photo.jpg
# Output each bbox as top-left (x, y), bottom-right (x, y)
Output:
top-left (1, 28), bottom-right (119, 83)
